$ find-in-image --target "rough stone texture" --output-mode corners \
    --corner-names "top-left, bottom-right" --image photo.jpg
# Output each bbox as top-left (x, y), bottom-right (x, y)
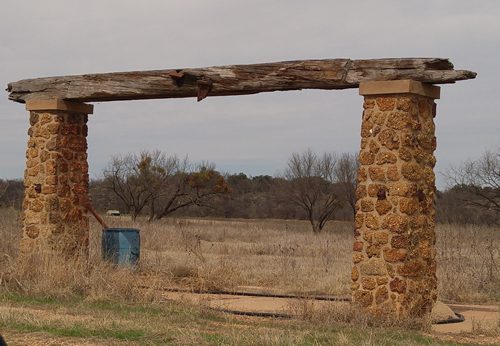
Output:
top-left (21, 109), bottom-right (90, 258)
top-left (351, 88), bottom-right (438, 318)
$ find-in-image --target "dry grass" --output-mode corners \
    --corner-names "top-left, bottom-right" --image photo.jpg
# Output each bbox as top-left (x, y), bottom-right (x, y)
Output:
top-left (0, 208), bottom-right (161, 303)
top-left (0, 292), bottom-right (462, 346)
top-left (0, 207), bottom-right (498, 304)
top-left (436, 224), bottom-right (500, 303)
top-left (103, 215), bottom-right (499, 303)
top-left (130, 217), bottom-right (354, 295)
top-left (0, 208), bottom-right (499, 344)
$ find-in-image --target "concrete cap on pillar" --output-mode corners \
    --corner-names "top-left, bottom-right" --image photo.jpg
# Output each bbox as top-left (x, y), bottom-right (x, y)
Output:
top-left (359, 80), bottom-right (440, 99)
top-left (26, 99), bottom-right (94, 114)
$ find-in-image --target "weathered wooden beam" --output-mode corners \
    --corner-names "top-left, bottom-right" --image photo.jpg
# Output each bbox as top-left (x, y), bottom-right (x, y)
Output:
top-left (6, 58), bottom-right (476, 103)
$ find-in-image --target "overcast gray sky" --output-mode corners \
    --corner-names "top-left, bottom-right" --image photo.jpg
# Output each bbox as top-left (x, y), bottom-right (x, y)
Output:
top-left (1, 1), bottom-right (498, 188)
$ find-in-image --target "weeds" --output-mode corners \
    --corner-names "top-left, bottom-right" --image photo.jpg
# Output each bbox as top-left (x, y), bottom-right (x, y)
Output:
top-left (0, 290), bottom-right (491, 345)
top-left (436, 224), bottom-right (500, 303)
top-left (1, 320), bottom-right (146, 341)
top-left (0, 209), bottom-right (498, 306)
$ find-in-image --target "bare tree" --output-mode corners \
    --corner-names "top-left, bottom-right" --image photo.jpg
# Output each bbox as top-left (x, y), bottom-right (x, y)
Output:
top-left (0, 179), bottom-right (24, 209)
top-left (150, 162), bottom-right (231, 221)
top-left (103, 150), bottom-right (230, 221)
top-left (284, 149), bottom-right (341, 233)
top-left (103, 150), bottom-right (174, 221)
top-left (334, 152), bottom-right (359, 217)
top-left (445, 148), bottom-right (500, 222)
top-left (0, 180), bottom-right (9, 202)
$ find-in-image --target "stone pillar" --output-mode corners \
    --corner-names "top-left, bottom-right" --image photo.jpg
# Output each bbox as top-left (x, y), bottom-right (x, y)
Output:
top-left (351, 80), bottom-right (440, 318)
top-left (21, 99), bottom-right (93, 258)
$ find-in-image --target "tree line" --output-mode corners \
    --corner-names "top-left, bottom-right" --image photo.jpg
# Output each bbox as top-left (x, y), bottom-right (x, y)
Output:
top-left (1, 148), bottom-right (498, 229)
top-left (88, 149), bottom-right (358, 232)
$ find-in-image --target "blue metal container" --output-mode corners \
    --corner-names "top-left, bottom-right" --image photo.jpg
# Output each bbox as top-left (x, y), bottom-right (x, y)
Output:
top-left (102, 228), bottom-right (140, 265)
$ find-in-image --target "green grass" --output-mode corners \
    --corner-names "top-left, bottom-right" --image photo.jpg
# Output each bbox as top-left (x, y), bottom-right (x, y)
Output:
top-left (0, 291), bottom-right (222, 322)
top-left (0, 291), bottom-right (76, 306)
top-left (0, 292), bottom-right (485, 345)
top-left (87, 299), bottom-right (165, 316)
top-left (201, 332), bottom-right (229, 344)
top-left (1, 320), bottom-right (146, 341)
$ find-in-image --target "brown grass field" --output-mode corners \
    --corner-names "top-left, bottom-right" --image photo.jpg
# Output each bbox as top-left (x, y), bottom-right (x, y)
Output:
top-left (0, 208), bottom-right (499, 345)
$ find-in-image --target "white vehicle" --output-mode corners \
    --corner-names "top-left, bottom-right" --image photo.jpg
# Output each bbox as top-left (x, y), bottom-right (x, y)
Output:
top-left (106, 210), bottom-right (121, 216)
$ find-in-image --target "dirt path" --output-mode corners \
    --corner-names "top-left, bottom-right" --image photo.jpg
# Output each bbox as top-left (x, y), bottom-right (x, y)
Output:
top-left (161, 289), bottom-right (500, 344)
top-left (0, 293), bottom-right (498, 345)
top-left (160, 290), bottom-right (350, 314)
top-left (433, 304), bottom-right (499, 334)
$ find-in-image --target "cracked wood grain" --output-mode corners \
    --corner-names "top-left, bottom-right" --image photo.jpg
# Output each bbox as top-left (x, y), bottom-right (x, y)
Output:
top-left (7, 58), bottom-right (476, 103)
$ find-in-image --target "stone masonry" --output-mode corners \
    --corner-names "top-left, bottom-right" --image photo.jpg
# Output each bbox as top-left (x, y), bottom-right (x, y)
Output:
top-left (21, 100), bottom-right (93, 258)
top-left (351, 80), bottom-right (440, 318)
